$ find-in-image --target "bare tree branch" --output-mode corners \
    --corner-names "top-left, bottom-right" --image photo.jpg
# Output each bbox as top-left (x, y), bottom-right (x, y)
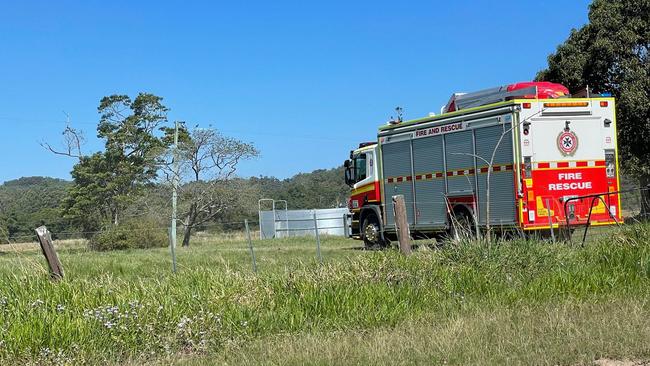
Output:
top-left (40, 126), bottom-right (85, 159)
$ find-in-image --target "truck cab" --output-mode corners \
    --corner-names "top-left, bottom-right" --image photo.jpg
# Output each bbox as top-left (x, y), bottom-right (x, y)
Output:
top-left (344, 143), bottom-right (385, 247)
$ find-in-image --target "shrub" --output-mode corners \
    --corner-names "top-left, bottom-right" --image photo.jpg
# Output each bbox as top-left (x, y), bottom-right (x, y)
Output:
top-left (89, 219), bottom-right (167, 251)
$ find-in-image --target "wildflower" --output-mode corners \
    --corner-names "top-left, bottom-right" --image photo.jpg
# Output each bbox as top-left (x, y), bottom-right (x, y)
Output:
top-left (31, 299), bottom-right (45, 308)
top-left (177, 316), bottom-right (191, 329)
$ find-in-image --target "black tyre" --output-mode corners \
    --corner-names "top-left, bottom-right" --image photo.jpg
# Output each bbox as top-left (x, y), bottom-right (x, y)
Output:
top-left (449, 207), bottom-right (476, 241)
top-left (361, 214), bottom-right (386, 249)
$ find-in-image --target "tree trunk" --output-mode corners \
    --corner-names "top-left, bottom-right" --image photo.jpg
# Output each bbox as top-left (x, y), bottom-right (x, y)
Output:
top-left (182, 223), bottom-right (192, 247)
top-left (182, 204), bottom-right (197, 247)
top-left (640, 175), bottom-right (650, 219)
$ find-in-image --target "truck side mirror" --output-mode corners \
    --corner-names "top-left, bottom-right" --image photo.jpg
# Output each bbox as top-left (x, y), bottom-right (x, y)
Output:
top-left (344, 159), bottom-right (350, 168)
top-left (344, 168), bottom-right (353, 186)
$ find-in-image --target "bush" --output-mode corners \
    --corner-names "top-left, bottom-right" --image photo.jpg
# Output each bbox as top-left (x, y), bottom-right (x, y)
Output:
top-left (89, 219), bottom-right (167, 251)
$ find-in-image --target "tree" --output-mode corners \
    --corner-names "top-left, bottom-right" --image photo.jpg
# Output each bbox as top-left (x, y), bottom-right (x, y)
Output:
top-left (536, 0), bottom-right (650, 214)
top-left (63, 93), bottom-right (169, 231)
top-left (164, 126), bottom-right (259, 247)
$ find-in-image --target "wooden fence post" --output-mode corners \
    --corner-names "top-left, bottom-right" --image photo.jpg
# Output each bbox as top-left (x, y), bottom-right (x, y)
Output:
top-left (392, 195), bottom-right (412, 255)
top-left (34, 226), bottom-right (64, 281)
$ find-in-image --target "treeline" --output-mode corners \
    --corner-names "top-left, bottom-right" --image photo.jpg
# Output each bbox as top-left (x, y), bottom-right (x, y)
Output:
top-left (0, 177), bottom-right (71, 240)
top-left (0, 167), bottom-right (349, 242)
top-left (0, 93), bottom-right (349, 248)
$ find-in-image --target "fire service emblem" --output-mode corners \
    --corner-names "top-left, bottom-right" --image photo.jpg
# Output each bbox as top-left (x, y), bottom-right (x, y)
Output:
top-left (557, 129), bottom-right (578, 156)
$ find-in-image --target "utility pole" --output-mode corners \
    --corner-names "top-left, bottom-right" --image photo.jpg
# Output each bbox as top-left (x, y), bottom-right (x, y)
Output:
top-left (170, 121), bottom-right (179, 273)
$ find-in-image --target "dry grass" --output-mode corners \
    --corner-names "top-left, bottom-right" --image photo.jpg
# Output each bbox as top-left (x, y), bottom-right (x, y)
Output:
top-left (176, 299), bottom-right (650, 366)
top-left (0, 238), bottom-right (87, 254)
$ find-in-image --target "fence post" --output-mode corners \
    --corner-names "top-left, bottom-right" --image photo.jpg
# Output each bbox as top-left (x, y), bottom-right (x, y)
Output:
top-left (392, 195), bottom-right (412, 255)
top-left (168, 227), bottom-right (177, 273)
top-left (245, 219), bottom-right (258, 273)
top-left (34, 226), bottom-right (64, 281)
top-left (546, 198), bottom-right (556, 243)
top-left (342, 213), bottom-right (349, 237)
top-left (313, 212), bottom-right (323, 264)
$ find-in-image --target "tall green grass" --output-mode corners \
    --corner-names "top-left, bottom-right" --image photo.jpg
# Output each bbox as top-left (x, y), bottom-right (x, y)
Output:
top-left (0, 225), bottom-right (649, 365)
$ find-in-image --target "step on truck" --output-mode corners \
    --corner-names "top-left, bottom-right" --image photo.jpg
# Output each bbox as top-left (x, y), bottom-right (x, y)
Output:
top-left (344, 82), bottom-right (621, 247)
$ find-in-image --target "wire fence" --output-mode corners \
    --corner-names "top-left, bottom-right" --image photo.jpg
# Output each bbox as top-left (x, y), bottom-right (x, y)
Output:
top-left (2, 188), bottom-right (649, 246)
top-left (1, 186), bottom-right (649, 276)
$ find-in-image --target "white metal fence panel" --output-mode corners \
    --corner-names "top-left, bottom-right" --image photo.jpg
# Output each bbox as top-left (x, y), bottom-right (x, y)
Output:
top-left (259, 205), bottom-right (348, 239)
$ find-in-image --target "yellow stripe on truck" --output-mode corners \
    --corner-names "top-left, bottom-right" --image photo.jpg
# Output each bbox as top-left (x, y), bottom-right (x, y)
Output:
top-left (351, 182), bottom-right (376, 196)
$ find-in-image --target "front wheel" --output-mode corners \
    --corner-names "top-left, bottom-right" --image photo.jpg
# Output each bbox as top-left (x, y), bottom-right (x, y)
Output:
top-left (362, 214), bottom-right (386, 249)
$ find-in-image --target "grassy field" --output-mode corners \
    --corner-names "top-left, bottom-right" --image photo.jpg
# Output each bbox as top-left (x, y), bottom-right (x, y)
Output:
top-left (0, 225), bottom-right (649, 365)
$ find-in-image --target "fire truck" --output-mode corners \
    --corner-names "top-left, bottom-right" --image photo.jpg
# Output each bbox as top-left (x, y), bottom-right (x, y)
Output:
top-left (344, 82), bottom-right (621, 247)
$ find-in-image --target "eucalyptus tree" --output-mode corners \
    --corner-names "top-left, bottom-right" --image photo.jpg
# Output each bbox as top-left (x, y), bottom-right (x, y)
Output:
top-left (63, 93), bottom-right (169, 232)
top-left (162, 126), bottom-right (259, 247)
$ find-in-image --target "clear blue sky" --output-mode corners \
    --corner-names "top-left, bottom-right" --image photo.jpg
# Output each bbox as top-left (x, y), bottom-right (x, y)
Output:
top-left (0, 0), bottom-right (591, 183)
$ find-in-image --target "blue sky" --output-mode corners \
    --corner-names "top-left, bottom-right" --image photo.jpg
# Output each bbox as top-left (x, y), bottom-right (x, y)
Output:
top-left (0, 0), bottom-right (591, 183)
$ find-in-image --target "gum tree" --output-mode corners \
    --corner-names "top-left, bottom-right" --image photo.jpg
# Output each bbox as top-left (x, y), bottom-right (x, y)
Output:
top-left (63, 93), bottom-right (169, 232)
top-left (163, 126), bottom-right (259, 247)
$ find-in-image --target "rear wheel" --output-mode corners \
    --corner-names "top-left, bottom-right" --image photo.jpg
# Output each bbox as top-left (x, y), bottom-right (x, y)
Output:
top-left (362, 214), bottom-right (386, 249)
top-left (449, 207), bottom-right (476, 241)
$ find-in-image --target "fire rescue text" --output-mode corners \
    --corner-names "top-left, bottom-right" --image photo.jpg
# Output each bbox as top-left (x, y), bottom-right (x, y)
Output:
top-left (548, 172), bottom-right (592, 191)
top-left (415, 122), bottom-right (464, 138)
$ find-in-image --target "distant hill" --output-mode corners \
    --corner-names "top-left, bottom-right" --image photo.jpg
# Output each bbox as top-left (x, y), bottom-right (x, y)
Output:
top-left (250, 166), bottom-right (349, 210)
top-left (0, 177), bottom-right (71, 241)
top-left (0, 167), bottom-right (350, 241)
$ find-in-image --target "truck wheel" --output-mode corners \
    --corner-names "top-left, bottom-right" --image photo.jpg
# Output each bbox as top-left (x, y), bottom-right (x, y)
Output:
top-left (362, 214), bottom-right (385, 249)
top-left (450, 208), bottom-right (476, 241)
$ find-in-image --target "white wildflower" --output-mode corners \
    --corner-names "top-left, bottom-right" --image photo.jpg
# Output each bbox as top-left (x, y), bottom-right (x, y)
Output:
top-left (31, 299), bottom-right (44, 308)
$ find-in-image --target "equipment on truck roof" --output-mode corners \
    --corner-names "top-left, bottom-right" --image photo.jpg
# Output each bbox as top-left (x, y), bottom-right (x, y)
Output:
top-left (443, 81), bottom-right (569, 114)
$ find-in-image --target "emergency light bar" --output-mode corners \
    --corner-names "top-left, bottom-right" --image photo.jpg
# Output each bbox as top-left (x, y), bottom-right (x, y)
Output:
top-left (543, 101), bottom-right (589, 108)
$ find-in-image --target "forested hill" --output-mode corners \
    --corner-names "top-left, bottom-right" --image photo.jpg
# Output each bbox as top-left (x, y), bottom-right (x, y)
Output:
top-left (250, 166), bottom-right (349, 210)
top-left (0, 167), bottom-right (349, 241)
top-left (0, 177), bottom-right (71, 239)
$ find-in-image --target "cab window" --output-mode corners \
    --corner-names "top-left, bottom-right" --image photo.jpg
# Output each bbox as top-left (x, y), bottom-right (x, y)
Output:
top-left (354, 154), bottom-right (367, 182)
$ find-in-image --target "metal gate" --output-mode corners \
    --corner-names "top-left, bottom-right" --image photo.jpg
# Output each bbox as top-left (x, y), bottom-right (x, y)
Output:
top-left (258, 199), bottom-right (349, 239)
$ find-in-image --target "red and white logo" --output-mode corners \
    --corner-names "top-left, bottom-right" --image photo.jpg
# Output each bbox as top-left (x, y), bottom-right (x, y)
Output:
top-left (557, 130), bottom-right (578, 156)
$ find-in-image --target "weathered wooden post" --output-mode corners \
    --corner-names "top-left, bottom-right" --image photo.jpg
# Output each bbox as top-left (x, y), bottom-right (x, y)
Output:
top-left (392, 195), bottom-right (412, 255)
top-left (34, 226), bottom-right (64, 281)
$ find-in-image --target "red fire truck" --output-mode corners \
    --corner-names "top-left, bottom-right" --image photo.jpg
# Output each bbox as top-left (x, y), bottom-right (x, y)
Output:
top-left (344, 82), bottom-right (621, 247)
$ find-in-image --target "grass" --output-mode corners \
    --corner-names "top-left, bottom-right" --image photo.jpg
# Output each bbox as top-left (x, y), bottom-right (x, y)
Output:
top-left (179, 299), bottom-right (650, 366)
top-left (0, 225), bottom-right (649, 365)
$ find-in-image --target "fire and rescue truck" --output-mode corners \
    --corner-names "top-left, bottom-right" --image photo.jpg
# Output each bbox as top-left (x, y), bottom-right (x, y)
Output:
top-left (344, 82), bottom-right (621, 247)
